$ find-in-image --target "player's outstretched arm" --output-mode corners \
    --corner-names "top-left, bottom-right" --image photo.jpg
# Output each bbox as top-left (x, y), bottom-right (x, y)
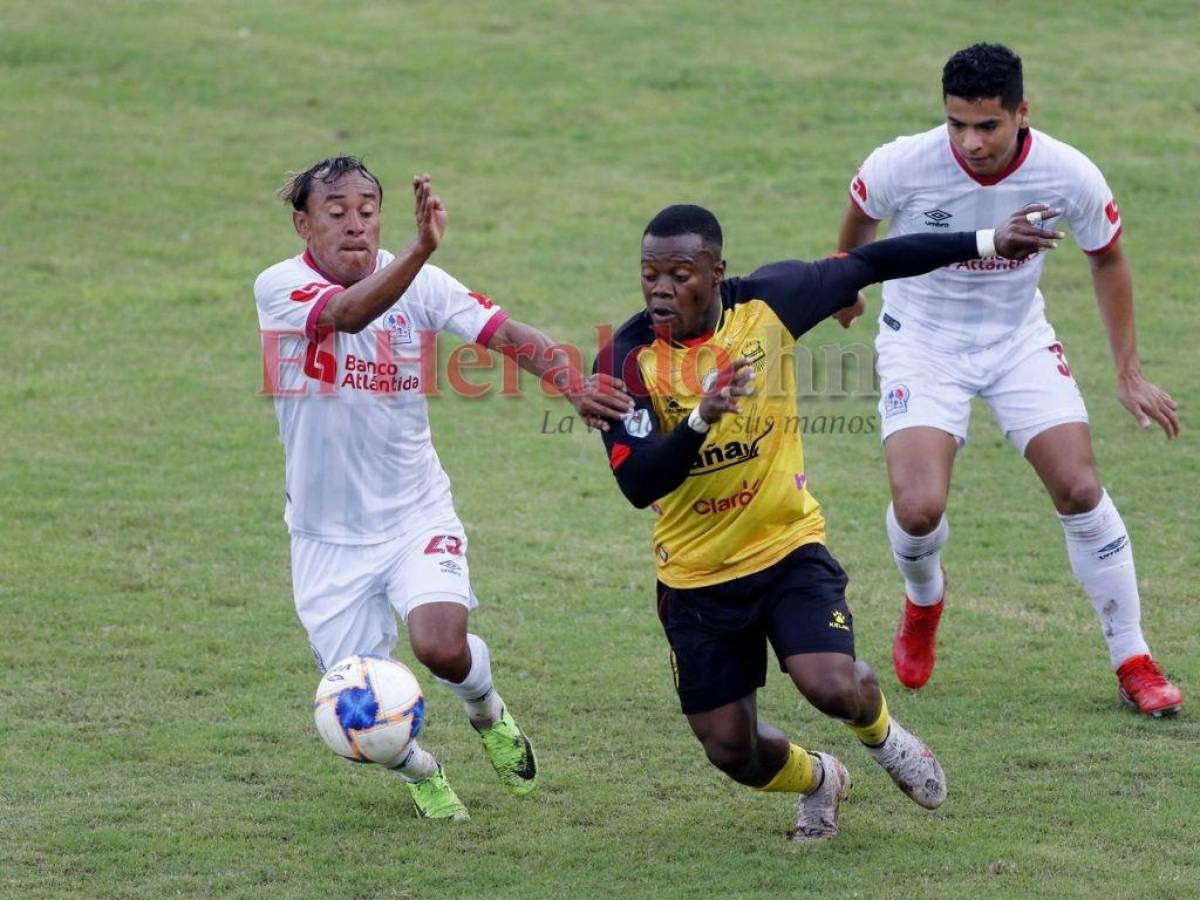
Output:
top-left (753, 204), bottom-right (1066, 340)
top-left (484, 318), bottom-right (633, 430)
top-left (1088, 243), bottom-right (1180, 438)
top-left (316, 174), bottom-right (448, 334)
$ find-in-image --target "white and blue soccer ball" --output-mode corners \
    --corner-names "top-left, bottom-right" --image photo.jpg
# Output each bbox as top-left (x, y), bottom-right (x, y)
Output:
top-left (313, 655), bottom-right (425, 767)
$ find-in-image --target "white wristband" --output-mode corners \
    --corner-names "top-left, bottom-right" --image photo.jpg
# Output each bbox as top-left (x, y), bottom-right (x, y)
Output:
top-left (976, 229), bottom-right (997, 258)
top-left (687, 407), bottom-right (711, 434)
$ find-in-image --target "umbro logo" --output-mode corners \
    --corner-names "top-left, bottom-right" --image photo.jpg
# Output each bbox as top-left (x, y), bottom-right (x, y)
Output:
top-left (923, 209), bottom-right (953, 228)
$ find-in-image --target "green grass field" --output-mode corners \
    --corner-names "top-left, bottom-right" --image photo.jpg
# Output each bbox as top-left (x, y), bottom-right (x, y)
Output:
top-left (3, 1), bottom-right (1198, 896)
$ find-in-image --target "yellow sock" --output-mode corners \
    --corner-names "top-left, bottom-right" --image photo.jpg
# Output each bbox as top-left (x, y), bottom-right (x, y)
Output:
top-left (847, 693), bottom-right (890, 747)
top-left (756, 743), bottom-right (818, 794)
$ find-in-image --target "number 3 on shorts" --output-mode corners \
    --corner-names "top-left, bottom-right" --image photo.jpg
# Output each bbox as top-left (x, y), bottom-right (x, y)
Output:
top-left (1049, 342), bottom-right (1072, 378)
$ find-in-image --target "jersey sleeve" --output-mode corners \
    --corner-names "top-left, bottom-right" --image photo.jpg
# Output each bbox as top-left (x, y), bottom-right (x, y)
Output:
top-left (1064, 157), bottom-right (1122, 255)
top-left (593, 336), bottom-right (706, 509)
top-left (849, 143), bottom-right (901, 221)
top-left (408, 265), bottom-right (509, 345)
top-left (254, 263), bottom-right (346, 341)
top-left (739, 231), bottom-right (981, 339)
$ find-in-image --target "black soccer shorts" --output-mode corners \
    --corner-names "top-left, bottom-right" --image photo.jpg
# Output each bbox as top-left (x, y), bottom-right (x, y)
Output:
top-left (655, 542), bottom-right (855, 715)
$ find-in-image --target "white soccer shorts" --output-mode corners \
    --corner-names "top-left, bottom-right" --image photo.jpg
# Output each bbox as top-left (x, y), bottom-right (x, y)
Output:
top-left (876, 319), bottom-right (1089, 455)
top-left (290, 517), bottom-right (477, 671)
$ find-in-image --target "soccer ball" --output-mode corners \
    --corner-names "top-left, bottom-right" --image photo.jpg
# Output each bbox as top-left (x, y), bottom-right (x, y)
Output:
top-left (313, 655), bottom-right (425, 767)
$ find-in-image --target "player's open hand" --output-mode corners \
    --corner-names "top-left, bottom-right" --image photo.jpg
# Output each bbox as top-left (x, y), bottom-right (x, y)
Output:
top-left (413, 174), bottom-right (447, 254)
top-left (698, 359), bottom-right (756, 425)
top-left (564, 372), bottom-right (634, 432)
top-left (1118, 372), bottom-right (1180, 438)
top-left (994, 204), bottom-right (1064, 261)
top-left (834, 291), bottom-right (867, 329)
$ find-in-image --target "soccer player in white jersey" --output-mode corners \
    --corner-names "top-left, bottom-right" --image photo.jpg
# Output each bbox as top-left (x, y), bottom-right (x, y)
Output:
top-left (835, 44), bottom-right (1182, 716)
top-left (255, 157), bottom-right (632, 819)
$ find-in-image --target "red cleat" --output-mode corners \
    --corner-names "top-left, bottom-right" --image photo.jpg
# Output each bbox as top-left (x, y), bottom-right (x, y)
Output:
top-left (1116, 654), bottom-right (1183, 717)
top-left (893, 597), bottom-right (943, 689)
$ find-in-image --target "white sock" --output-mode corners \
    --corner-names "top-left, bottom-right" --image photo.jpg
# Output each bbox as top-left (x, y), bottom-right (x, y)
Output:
top-left (390, 741), bottom-right (439, 782)
top-left (1059, 489), bottom-right (1149, 669)
top-left (436, 633), bottom-right (503, 728)
top-left (886, 502), bottom-right (948, 606)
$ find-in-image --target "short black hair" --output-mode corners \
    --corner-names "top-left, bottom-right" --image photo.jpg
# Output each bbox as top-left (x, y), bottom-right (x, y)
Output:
top-left (279, 156), bottom-right (383, 212)
top-left (942, 43), bottom-right (1024, 112)
top-left (643, 204), bottom-right (723, 257)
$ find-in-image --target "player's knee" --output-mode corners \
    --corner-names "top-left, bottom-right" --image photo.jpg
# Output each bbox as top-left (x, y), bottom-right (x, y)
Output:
top-left (700, 736), bottom-right (757, 782)
top-left (410, 634), bottom-right (470, 682)
top-left (1055, 475), bottom-right (1102, 515)
top-left (804, 666), bottom-right (872, 722)
top-left (892, 496), bottom-right (945, 536)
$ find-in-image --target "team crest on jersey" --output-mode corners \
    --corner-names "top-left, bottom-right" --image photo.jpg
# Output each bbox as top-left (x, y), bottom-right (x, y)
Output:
top-left (740, 339), bottom-right (767, 372)
top-left (623, 408), bottom-right (653, 439)
top-left (382, 311), bottom-right (413, 346)
top-left (884, 384), bottom-right (910, 418)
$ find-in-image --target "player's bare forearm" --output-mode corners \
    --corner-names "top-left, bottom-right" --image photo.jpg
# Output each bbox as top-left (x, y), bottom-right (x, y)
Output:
top-left (488, 318), bottom-right (632, 426)
top-left (319, 174), bottom-right (446, 334)
top-left (1088, 245), bottom-right (1139, 375)
top-left (833, 204), bottom-right (881, 327)
top-left (838, 202), bottom-right (881, 252)
top-left (1088, 244), bottom-right (1180, 437)
top-left (319, 241), bottom-right (434, 334)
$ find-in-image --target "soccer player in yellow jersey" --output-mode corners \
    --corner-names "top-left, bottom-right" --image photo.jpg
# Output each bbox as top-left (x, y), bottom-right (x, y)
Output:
top-left (595, 202), bottom-right (1061, 840)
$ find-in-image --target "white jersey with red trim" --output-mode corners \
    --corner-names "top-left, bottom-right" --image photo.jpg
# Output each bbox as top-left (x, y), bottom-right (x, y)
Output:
top-left (255, 249), bottom-right (508, 544)
top-left (849, 125), bottom-right (1121, 351)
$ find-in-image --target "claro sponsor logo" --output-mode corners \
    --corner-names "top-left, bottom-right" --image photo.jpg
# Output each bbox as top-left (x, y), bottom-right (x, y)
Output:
top-left (692, 479), bottom-right (762, 516)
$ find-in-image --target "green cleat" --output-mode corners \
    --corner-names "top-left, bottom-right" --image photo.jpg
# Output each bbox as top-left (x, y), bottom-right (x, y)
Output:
top-left (406, 766), bottom-right (470, 821)
top-left (476, 706), bottom-right (538, 796)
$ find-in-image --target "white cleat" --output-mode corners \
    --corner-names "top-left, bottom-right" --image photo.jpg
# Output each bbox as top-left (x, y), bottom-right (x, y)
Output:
top-left (867, 719), bottom-right (947, 809)
top-left (790, 752), bottom-right (851, 842)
